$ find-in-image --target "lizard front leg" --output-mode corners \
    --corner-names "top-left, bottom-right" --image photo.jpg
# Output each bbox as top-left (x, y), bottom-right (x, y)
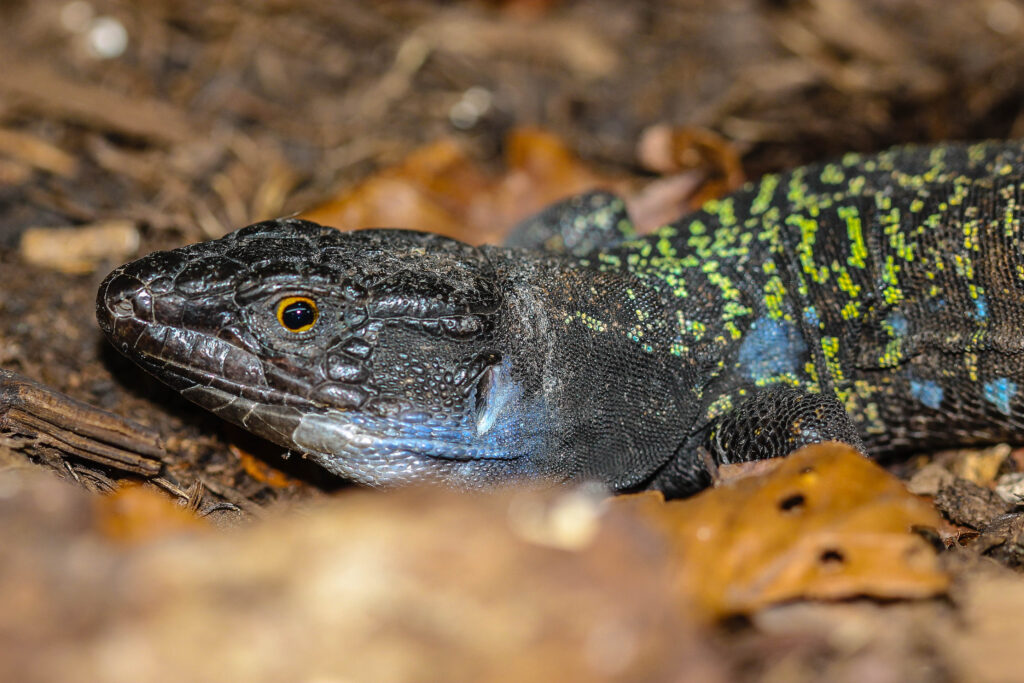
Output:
top-left (505, 190), bottom-right (636, 254)
top-left (649, 385), bottom-right (864, 498)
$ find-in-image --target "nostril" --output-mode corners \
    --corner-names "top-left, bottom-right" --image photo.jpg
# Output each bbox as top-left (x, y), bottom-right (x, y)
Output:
top-left (112, 298), bottom-right (134, 317)
top-left (100, 272), bottom-right (152, 319)
top-left (130, 287), bottom-right (153, 317)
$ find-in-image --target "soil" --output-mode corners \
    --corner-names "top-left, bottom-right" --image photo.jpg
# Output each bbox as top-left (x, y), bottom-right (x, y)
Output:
top-left (3, 1), bottom-right (1024, 680)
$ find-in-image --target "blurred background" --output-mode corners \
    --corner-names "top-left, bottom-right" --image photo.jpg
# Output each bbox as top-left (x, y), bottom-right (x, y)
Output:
top-left (2, 2), bottom-right (1024, 681)
top-left (3, 0), bottom-right (1024, 247)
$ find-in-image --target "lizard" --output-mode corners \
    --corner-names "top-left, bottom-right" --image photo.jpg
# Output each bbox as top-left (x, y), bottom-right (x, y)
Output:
top-left (97, 140), bottom-right (1024, 497)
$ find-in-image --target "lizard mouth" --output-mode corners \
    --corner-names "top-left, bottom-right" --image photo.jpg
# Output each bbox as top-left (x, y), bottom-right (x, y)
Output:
top-left (101, 309), bottom-right (323, 412)
top-left (104, 313), bottom-right (535, 474)
top-left (98, 285), bottom-right (540, 467)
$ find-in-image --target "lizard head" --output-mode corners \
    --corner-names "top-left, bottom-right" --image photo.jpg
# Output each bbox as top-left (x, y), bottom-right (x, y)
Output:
top-left (97, 219), bottom-right (559, 488)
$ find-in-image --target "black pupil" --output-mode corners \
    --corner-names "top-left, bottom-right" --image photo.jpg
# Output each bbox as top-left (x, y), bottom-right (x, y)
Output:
top-left (282, 301), bottom-right (315, 330)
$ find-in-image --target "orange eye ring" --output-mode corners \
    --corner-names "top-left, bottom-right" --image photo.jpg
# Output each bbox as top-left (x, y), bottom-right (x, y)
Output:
top-left (276, 296), bottom-right (319, 333)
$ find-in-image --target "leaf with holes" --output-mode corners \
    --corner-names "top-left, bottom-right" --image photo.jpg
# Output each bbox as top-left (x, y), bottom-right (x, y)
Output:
top-left (613, 442), bottom-right (948, 618)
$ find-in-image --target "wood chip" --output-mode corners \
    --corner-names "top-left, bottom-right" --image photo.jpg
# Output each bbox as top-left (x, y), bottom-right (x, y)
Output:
top-left (20, 220), bottom-right (139, 274)
top-left (0, 128), bottom-right (77, 177)
top-left (0, 49), bottom-right (198, 146)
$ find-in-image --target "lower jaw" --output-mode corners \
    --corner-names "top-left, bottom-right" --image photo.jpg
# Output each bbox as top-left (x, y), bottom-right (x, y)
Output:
top-left (300, 445), bottom-right (525, 489)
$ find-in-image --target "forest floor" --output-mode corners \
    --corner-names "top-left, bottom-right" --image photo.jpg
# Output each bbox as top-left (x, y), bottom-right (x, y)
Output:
top-left (3, 1), bottom-right (1024, 681)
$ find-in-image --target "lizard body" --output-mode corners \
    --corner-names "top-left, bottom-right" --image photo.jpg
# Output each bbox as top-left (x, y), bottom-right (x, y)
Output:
top-left (98, 140), bottom-right (1024, 496)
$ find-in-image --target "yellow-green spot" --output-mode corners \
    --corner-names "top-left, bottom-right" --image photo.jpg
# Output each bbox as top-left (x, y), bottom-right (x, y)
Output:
top-left (707, 271), bottom-right (741, 300)
top-left (877, 338), bottom-right (904, 368)
top-left (835, 264), bottom-right (862, 300)
top-left (682, 317), bottom-right (707, 340)
top-left (820, 164), bottom-right (844, 184)
top-left (848, 175), bottom-right (865, 195)
top-left (821, 336), bottom-right (845, 382)
top-left (789, 214), bottom-right (829, 284)
top-left (881, 256), bottom-right (903, 304)
top-left (751, 173), bottom-right (779, 215)
top-left (723, 300), bottom-right (753, 321)
top-left (838, 206), bottom-right (867, 268)
top-left (569, 311), bottom-right (607, 333)
top-left (705, 394), bottom-right (734, 420)
top-left (804, 360), bottom-right (820, 389)
top-left (953, 253), bottom-right (975, 280)
top-left (763, 275), bottom-right (788, 320)
top-left (752, 372), bottom-right (802, 388)
top-left (599, 253), bottom-right (621, 268)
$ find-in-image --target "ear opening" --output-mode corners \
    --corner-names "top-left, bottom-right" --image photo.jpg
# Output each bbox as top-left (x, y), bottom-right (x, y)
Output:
top-left (474, 358), bottom-right (521, 436)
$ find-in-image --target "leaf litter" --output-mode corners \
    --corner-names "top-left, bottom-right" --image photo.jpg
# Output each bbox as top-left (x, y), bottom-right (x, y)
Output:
top-left (3, 1), bottom-right (1024, 680)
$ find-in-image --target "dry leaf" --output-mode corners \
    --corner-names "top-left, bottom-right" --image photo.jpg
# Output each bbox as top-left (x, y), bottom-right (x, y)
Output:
top-left (636, 124), bottom-right (745, 209)
top-left (949, 443), bottom-right (1011, 487)
top-left (0, 127), bottom-right (77, 177)
top-left (613, 442), bottom-right (948, 618)
top-left (230, 442), bottom-right (304, 489)
top-left (301, 137), bottom-right (494, 242)
top-left (3, 476), bottom-right (720, 683)
top-left (95, 483), bottom-right (208, 544)
top-left (302, 128), bottom-right (628, 244)
top-left (301, 128), bottom-right (744, 244)
top-left (475, 127), bottom-right (628, 236)
top-left (943, 574), bottom-right (1024, 683)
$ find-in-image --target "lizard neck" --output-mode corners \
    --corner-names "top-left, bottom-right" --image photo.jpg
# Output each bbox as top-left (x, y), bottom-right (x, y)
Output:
top-left (486, 247), bottom-right (704, 489)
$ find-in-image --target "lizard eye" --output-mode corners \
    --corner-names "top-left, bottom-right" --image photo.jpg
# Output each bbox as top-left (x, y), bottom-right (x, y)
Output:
top-left (276, 296), bottom-right (319, 333)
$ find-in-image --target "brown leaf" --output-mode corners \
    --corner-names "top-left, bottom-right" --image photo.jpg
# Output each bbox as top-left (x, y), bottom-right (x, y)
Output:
top-left (943, 574), bottom-right (1024, 683)
top-left (302, 129), bottom-right (628, 244)
top-left (300, 137), bottom-right (494, 242)
top-left (0, 128), bottom-right (77, 177)
top-left (613, 443), bottom-right (948, 618)
top-left (230, 442), bottom-right (304, 490)
top-left (948, 443), bottom-right (1010, 487)
top-left (95, 484), bottom-right (208, 544)
top-left (933, 478), bottom-right (1010, 530)
top-left (476, 127), bottom-right (627, 235)
top-left (301, 128), bottom-right (745, 245)
top-left (636, 124), bottom-right (745, 210)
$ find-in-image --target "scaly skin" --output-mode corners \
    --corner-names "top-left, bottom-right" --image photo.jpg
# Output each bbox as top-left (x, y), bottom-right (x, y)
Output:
top-left (98, 140), bottom-right (1024, 496)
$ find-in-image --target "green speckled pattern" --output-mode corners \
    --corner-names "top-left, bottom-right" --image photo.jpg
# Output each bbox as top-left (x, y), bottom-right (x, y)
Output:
top-left (559, 141), bottom-right (1024, 455)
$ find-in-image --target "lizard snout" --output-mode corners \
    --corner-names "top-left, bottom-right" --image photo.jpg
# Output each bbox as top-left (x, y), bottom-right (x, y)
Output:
top-left (96, 269), bottom-right (153, 341)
